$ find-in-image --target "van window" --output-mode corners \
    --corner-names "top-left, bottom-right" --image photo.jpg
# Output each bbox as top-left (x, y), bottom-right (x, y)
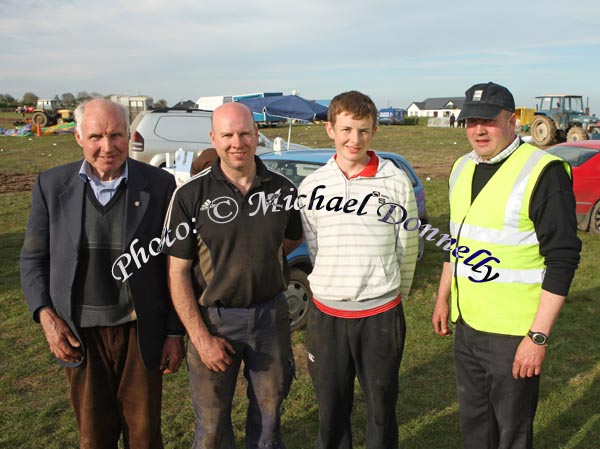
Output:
top-left (154, 116), bottom-right (212, 143)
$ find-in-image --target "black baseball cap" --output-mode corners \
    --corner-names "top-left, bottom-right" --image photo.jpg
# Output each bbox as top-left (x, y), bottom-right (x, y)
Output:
top-left (457, 82), bottom-right (515, 121)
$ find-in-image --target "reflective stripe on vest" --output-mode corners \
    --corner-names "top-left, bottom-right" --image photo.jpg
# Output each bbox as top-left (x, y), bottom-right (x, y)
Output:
top-left (448, 143), bottom-right (569, 335)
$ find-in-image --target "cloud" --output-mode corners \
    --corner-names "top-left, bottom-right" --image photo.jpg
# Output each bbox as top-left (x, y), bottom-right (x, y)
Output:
top-left (1, 0), bottom-right (599, 111)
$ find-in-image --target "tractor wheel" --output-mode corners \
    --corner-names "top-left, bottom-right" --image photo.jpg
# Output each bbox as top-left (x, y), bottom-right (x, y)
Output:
top-left (32, 112), bottom-right (48, 127)
top-left (530, 116), bottom-right (557, 147)
top-left (567, 126), bottom-right (587, 142)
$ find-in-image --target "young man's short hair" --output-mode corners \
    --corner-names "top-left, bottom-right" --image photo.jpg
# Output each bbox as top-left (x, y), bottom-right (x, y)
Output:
top-left (328, 91), bottom-right (377, 127)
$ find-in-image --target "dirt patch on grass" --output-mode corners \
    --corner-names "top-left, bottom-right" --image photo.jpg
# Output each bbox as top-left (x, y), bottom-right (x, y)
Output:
top-left (0, 173), bottom-right (36, 193)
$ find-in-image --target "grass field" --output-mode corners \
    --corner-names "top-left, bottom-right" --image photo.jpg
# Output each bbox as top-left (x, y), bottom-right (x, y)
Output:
top-left (1, 125), bottom-right (598, 448)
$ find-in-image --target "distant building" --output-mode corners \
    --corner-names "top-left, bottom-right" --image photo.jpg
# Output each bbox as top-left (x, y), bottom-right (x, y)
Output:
top-left (406, 97), bottom-right (464, 119)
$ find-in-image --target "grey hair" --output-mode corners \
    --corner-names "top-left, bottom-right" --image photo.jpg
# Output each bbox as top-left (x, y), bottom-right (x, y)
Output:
top-left (74, 99), bottom-right (130, 135)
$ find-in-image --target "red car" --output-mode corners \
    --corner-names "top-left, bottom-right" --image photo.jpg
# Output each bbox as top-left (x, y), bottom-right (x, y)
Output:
top-left (546, 140), bottom-right (600, 234)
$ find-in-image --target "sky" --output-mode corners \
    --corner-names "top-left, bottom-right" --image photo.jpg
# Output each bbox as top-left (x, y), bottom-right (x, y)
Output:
top-left (2, 0), bottom-right (600, 113)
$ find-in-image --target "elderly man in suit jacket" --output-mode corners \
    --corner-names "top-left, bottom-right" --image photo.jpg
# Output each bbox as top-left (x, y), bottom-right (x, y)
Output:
top-left (20, 98), bottom-right (184, 449)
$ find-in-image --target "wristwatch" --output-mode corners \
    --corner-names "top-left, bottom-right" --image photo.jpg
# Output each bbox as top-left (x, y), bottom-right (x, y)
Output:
top-left (527, 330), bottom-right (548, 345)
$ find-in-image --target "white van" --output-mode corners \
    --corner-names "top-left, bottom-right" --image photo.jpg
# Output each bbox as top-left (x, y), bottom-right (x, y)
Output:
top-left (129, 108), bottom-right (308, 167)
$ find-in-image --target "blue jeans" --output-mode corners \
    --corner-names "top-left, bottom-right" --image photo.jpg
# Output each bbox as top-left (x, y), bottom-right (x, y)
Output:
top-left (187, 294), bottom-right (294, 449)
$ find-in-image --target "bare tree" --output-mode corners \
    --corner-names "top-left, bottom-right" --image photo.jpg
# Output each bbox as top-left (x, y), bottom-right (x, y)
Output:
top-left (0, 93), bottom-right (17, 108)
top-left (22, 92), bottom-right (39, 105)
top-left (61, 93), bottom-right (76, 107)
top-left (76, 91), bottom-right (91, 102)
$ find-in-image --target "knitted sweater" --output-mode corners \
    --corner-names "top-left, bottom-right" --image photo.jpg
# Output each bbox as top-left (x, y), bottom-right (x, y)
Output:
top-left (298, 153), bottom-right (419, 313)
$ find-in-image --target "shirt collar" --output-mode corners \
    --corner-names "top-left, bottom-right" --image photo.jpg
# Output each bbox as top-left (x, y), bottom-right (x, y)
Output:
top-left (78, 160), bottom-right (128, 185)
top-left (468, 136), bottom-right (521, 164)
top-left (333, 150), bottom-right (379, 178)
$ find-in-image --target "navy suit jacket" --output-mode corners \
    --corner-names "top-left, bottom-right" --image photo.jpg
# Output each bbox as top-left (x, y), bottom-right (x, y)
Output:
top-left (20, 158), bottom-right (183, 369)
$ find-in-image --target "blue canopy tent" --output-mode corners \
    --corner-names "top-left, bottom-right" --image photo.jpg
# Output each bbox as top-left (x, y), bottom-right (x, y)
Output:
top-left (236, 95), bottom-right (328, 149)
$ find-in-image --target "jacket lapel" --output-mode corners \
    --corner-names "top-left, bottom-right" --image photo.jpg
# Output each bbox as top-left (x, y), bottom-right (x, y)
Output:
top-left (58, 168), bottom-right (85, 251)
top-left (124, 161), bottom-right (150, 247)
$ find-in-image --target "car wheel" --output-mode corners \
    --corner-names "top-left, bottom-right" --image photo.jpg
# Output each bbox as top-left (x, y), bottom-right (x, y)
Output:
top-left (590, 201), bottom-right (600, 235)
top-left (285, 268), bottom-right (311, 331)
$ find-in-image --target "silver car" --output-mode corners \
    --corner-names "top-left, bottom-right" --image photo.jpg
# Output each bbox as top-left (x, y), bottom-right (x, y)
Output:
top-left (129, 108), bottom-right (308, 167)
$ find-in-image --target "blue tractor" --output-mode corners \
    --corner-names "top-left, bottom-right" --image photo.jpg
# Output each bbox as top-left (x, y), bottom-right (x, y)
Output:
top-left (530, 95), bottom-right (599, 146)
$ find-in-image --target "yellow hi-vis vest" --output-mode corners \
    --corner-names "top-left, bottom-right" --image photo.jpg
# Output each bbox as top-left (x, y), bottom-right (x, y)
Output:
top-left (448, 142), bottom-right (570, 335)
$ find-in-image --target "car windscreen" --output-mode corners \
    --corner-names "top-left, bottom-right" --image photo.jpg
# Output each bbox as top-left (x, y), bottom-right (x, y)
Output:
top-left (262, 160), bottom-right (323, 186)
top-left (546, 146), bottom-right (599, 167)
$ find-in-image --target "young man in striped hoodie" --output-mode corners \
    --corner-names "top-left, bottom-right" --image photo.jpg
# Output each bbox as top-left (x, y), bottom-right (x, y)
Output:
top-left (298, 91), bottom-right (419, 449)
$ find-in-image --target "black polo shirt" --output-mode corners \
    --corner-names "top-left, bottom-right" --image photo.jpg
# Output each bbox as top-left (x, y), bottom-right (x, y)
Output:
top-left (162, 156), bottom-right (302, 308)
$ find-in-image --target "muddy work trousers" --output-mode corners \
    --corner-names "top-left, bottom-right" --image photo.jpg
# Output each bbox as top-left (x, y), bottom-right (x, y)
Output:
top-left (187, 294), bottom-right (294, 449)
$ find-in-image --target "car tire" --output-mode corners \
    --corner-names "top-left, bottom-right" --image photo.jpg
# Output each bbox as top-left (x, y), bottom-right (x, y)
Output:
top-left (285, 268), bottom-right (311, 331)
top-left (590, 201), bottom-right (600, 235)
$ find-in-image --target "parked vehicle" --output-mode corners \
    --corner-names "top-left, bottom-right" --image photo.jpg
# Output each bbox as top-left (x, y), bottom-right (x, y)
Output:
top-left (129, 108), bottom-right (308, 167)
top-left (378, 108), bottom-right (405, 125)
top-left (546, 141), bottom-right (600, 234)
top-left (260, 149), bottom-right (429, 330)
top-left (31, 99), bottom-right (74, 127)
top-left (515, 107), bottom-right (535, 131)
top-left (530, 95), bottom-right (599, 146)
top-left (110, 95), bottom-right (154, 122)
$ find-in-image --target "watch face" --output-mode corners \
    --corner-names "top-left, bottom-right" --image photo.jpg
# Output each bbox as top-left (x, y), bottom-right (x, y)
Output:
top-left (530, 332), bottom-right (547, 345)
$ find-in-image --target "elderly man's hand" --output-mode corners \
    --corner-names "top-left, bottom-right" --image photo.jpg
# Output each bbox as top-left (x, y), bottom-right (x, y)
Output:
top-left (39, 307), bottom-right (82, 363)
top-left (160, 336), bottom-right (185, 374)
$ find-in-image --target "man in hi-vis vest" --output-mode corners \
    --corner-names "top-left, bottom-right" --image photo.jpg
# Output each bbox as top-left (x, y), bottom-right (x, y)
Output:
top-left (432, 82), bottom-right (581, 449)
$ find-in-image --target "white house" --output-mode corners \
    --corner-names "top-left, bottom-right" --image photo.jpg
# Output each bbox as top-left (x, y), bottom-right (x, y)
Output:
top-left (406, 97), bottom-right (464, 119)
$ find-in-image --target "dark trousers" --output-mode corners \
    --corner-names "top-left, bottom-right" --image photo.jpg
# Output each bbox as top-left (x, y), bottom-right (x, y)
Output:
top-left (187, 294), bottom-right (294, 449)
top-left (306, 302), bottom-right (406, 449)
top-left (65, 322), bottom-right (163, 449)
top-left (454, 319), bottom-right (540, 449)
